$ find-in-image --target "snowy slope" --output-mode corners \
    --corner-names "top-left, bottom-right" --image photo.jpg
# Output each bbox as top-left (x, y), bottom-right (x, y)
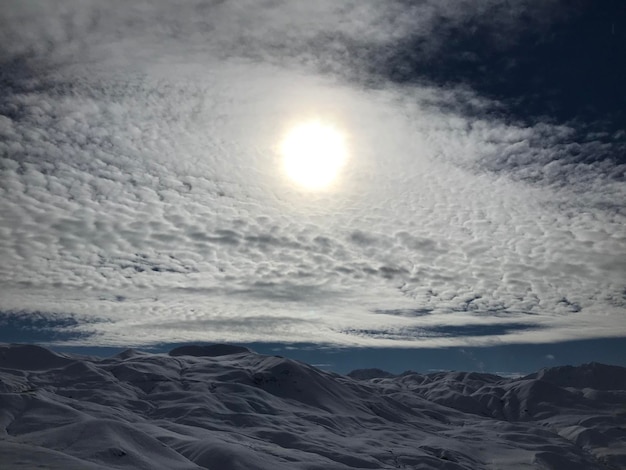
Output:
top-left (1, 344), bottom-right (625, 469)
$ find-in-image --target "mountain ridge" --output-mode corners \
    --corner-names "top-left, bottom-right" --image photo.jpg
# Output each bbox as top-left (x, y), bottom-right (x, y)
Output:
top-left (1, 343), bottom-right (625, 469)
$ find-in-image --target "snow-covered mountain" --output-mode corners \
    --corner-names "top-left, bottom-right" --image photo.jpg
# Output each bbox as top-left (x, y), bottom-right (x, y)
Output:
top-left (1, 344), bottom-right (625, 469)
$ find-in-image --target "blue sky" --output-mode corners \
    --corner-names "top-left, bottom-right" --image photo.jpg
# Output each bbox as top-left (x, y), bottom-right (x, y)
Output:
top-left (3, 312), bottom-right (626, 374)
top-left (0, 0), bottom-right (624, 372)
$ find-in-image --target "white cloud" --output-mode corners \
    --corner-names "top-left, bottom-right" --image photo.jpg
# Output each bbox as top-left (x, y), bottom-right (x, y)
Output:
top-left (0, 0), bottom-right (624, 348)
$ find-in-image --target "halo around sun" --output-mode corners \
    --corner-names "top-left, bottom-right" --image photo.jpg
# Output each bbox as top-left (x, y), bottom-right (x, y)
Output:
top-left (279, 120), bottom-right (348, 190)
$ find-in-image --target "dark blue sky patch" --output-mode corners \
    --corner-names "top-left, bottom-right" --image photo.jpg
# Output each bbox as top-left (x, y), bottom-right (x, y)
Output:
top-left (373, 1), bottom-right (626, 143)
top-left (0, 311), bottom-right (93, 344)
top-left (423, 323), bottom-right (541, 337)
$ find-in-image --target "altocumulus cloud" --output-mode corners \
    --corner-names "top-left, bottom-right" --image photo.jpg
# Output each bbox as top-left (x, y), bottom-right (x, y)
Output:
top-left (0, 0), bottom-right (624, 347)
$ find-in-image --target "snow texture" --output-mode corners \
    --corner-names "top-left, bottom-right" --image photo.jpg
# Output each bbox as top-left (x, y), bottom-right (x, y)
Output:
top-left (1, 344), bottom-right (625, 469)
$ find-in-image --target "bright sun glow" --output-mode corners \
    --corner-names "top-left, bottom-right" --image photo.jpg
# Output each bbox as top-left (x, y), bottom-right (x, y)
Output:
top-left (280, 121), bottom-right (348, 190)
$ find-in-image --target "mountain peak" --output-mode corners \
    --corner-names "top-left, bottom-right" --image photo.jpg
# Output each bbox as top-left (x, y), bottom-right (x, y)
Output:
top-left (168, 343), bottom-right (252, 357)
top-left (530, 362), bottom-right (626, 390)
top-left (0, 343), bottom-right (73, 370)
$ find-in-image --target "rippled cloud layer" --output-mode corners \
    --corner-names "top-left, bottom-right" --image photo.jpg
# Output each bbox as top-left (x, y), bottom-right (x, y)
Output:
top-left (1, 0), bottom-right (624, 347)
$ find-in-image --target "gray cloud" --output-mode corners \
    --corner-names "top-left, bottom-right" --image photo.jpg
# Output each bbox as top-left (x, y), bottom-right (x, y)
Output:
top-left (0, 0), bottom-right (624, 348)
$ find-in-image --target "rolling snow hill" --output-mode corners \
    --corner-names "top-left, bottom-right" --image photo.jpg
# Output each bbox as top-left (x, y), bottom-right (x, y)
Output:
top-left (1, 344), bottom-right (625, 469)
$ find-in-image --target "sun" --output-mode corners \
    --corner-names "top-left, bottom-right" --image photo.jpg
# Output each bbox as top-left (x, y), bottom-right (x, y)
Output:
top-left (279, 120), bottom-right (348, 190)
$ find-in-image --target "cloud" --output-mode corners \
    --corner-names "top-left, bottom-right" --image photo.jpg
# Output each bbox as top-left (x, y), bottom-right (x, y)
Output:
top-left (0, 0), bottom-right (624, 348)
